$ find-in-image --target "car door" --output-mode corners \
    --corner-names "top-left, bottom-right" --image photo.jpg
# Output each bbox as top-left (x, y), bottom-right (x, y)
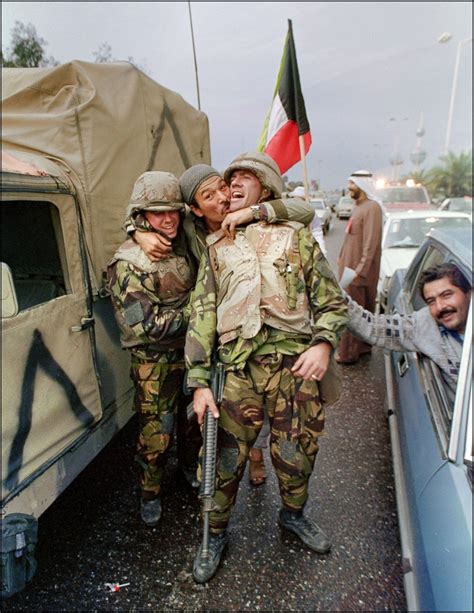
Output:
top-left (388, 243), bottom-right (472, 610)
top-left (390, 244), bottom-right (447, 495)
top-left (1, 189), bottom-right (103, 506)
top-left (414, 300), bottom-right (472, 612)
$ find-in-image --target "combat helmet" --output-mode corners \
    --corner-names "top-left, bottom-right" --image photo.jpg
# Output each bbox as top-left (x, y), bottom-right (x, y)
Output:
top-left (223, 152), bottom-right (284, 198)
top-left (126, 171), bottom-right (184, 219)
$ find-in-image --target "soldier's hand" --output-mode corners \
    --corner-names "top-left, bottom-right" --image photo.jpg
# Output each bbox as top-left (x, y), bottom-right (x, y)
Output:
top-left (291, 342), bottom-right (332, 381)
top-left (221, 208), bottom-right (254, 238)
top-left (193, 387), bottom-right (219, 425)
top-left (133, 230), bottom-right (172, 261)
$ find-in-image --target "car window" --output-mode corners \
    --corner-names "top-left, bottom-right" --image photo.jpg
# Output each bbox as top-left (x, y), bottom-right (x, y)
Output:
top-left (449, 198), bottom-right (473, 214)
top-left (0, 200), bottom-right (69, 311)
top-left (419, 356), bottom-right (453, 450)
top-left (378, 187), bottom-right (429, 204)
top-left (385, 216), bottom-right (470, 249)
top-left (465, 392), bottom-right (473, 486)
top-left (406, 244), bottom-right (469, 453)
top-left (407, 245), bottom-right (445, 311)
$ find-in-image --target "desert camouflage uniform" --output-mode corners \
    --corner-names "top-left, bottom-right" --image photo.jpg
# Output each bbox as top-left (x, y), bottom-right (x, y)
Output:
top-left (185, 222), bottom-right (348, 532)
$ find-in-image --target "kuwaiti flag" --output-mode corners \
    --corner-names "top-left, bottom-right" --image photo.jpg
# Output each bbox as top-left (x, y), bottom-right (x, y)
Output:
top-left (258, 19), bottom-right (312, 174)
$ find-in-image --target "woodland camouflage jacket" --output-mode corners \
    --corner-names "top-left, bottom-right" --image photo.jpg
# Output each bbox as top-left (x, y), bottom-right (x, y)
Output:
top-left (107, 234), bottom-right (196, 359)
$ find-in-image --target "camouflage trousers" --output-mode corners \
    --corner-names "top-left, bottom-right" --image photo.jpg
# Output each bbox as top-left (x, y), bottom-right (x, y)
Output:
top-left (208, 352), bottom-right (325, 533)
top-left (130, 353), bottom-right (201, 500)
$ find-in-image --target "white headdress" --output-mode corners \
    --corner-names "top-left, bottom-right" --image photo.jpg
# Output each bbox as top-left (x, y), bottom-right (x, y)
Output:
top-left (348, 170), bottom-right (380, 202)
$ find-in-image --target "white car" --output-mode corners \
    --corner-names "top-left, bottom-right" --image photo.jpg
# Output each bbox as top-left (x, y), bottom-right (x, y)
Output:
top-left (439, 196), bottom-right (472, 218)
top-left (309, 198), bottom-right (332, 234)
top-left (335, 196), bottom-right (354, 219)
top-left (377, 210), bottom-right (471, 312)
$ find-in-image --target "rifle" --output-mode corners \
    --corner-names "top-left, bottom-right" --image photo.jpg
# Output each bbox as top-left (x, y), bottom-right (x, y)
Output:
top-left (199, 362), bottom-right (225, 560)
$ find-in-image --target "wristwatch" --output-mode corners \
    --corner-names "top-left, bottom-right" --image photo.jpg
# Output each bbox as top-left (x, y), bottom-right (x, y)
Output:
top-left (249, 204), bottom-right (261, 220)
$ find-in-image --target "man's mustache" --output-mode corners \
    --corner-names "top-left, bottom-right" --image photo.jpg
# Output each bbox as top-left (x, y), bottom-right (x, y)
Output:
top-left (437, 308), bottom-right (456, 318)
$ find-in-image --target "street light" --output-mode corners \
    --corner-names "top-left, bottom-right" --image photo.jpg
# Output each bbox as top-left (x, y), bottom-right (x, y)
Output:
top-left (410, 112), bottom-right (427, 171)
top-left (389, 117), bottom-right (408, 182)
top-left (312, 159), bottom-right (323, 191)
top-left (437, 32), bottom-right (452, 44)
top-left (438, 32), bottom-right (473, 155)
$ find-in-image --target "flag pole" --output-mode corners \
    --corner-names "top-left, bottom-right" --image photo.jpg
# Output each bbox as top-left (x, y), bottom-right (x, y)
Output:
top-left (258, 19), bottom-right (312, 186)
top-left (299, 135), bottom-right (310, 201)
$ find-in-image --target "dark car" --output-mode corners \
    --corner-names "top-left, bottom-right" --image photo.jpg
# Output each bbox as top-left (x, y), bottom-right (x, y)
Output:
top-left (385, 228), bottom-right (472, 611)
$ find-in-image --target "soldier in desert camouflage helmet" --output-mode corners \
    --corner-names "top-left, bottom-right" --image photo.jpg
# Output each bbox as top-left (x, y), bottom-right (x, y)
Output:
top-left (185, 152), bottom-right (348, 583)
top-left (106, 171), bottom-right (201, 527)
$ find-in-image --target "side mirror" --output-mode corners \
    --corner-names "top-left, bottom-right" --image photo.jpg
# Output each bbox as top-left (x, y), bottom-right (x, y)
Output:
top-left (1, 262), bottom-right (19, 318)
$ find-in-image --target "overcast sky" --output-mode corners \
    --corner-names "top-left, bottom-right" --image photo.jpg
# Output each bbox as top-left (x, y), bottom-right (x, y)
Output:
top-left (2, 2), bottom-right (472, 188)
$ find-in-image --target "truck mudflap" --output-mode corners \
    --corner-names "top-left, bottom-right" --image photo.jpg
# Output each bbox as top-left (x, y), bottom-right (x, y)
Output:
top-left (1, 513), bottom-right (38, 599)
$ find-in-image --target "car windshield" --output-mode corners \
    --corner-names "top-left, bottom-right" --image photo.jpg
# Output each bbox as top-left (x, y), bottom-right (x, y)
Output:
top-left (339, 198), bottom-right (353, 206)
top-left (447, 197), bottom-right (472, 214)
top-left (385, 216), bottom-right (471, 248)
top-left (378, 187), bottom-right (428, 204)
top-left (311, 201), bottom-right (324, 210)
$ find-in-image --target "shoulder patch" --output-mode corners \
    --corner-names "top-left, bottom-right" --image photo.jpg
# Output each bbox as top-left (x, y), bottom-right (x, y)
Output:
top-left (124, 301), bottom-right (144, 326)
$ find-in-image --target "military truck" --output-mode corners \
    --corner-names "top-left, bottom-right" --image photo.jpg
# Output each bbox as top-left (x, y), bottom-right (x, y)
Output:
top-left (1, 60), bottom-right (210, 597)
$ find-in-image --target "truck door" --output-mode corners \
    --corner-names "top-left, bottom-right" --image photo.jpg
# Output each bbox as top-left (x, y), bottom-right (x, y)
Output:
top-left (1, 190), bottom-right (103, 508)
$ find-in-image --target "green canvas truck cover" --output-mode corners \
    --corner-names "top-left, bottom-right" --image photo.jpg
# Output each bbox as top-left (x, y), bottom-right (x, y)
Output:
top-left (1, 60), bottom-right (211, 286)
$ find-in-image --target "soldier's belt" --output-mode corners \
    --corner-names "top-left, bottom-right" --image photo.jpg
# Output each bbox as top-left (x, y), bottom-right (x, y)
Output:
top-left (127, 339), bottom-right (185, 355)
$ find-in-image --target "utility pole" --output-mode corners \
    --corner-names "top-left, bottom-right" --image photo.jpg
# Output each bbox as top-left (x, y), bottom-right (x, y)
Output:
top-left (187, 1), bottom-right (201, 110)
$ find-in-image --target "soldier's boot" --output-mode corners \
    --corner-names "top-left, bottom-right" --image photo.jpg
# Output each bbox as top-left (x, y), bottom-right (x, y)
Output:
top-left (192, 531), bottom-right (228, 583)
top-left (180, 464), bottom-right (200, 489)
top-left (278, 508), bottom-right (331, 554)
top-left (140, 497), bottom-right (162, 527)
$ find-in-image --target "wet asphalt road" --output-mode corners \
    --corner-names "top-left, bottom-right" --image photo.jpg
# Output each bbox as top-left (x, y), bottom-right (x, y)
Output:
top-left (3, 216), bottom-right (407, 612)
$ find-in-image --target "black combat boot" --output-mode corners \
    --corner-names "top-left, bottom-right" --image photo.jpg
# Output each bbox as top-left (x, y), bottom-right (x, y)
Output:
top-left (278, 507), bottom-right (331, 554)
top-left (140, 497), bottom-right (162, 527)
top-left (180, 464), bottom-right (200, 489)
top-left (192, 531), bottom-right (228, 583)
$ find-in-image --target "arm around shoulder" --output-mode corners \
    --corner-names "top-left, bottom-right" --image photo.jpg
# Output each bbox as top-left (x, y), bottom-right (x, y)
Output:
top-left (185, 251), bottom-right (218, 385)
top-left (263, 197), bottom-right (314, 225)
